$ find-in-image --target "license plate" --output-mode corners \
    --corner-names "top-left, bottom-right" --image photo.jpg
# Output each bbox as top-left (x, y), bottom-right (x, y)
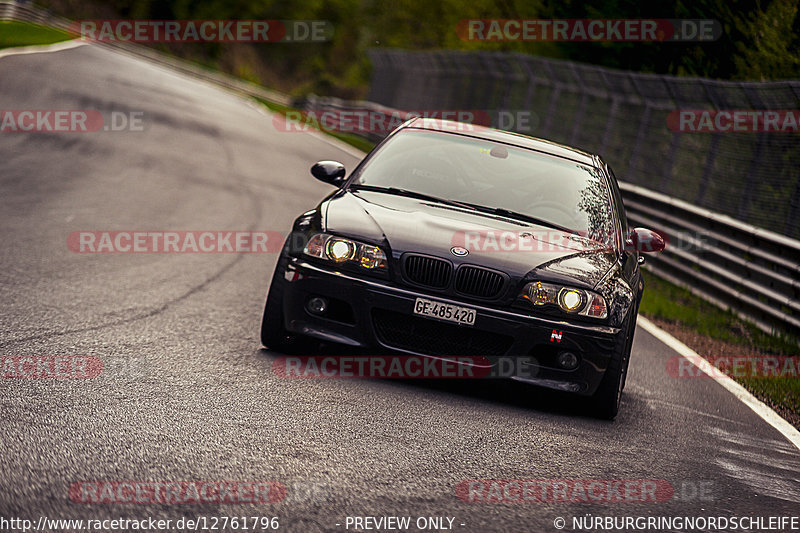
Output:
top-left (413, 297), bottom-right (476, 326)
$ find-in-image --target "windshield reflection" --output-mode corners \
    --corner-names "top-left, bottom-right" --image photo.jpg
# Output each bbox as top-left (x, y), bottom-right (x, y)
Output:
top-left (352, 130), bottom-right (614, 242)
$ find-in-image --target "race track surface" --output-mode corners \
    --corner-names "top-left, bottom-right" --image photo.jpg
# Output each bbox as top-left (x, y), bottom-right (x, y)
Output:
top-left (1, 43), bottom-right (798, 532)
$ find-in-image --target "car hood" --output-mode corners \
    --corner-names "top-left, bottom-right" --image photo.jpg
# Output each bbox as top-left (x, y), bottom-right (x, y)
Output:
top-left (322, 191), bottom-right (616, 288)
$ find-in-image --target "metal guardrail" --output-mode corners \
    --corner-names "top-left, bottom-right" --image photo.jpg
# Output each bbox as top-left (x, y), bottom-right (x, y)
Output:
top-left (620, 182), bottom-right (800, 337)
top-left (3, 1), bottom-right (798, 338)
top-left (293, 94), bottom-right (411, 143)
top-left (0, 1), bottom-right (70, 30)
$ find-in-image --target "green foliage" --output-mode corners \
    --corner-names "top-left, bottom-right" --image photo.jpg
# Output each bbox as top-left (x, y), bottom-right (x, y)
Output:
top-left (733, 0), bottom-right (800, 80)
top-left (0, 21), bottom-right (69, 49)
top-left (543, 0), bottom-right (800, 79)
top-left (36, 0), bottom-right (800, 93)
top-left (740, 375), bottom-right (800, 417)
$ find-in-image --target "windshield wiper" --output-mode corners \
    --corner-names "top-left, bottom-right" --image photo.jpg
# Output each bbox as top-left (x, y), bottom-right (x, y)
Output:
top-left (349, 185), bottom-right (576, 235)
top-left (348, 185), bottom-right (475, 210)
top-left (460, 204), bottom-right (577, 234)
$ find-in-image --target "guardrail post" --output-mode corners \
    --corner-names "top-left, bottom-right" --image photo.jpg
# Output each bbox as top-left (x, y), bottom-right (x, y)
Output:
top-left (737, 85), bottom-right (768, 222)
top-left (627, 75), bottom-right (652, 187)
top-left (786, 172), bottom-right (800, 237)
top-left (568, 62), bottom-right (588, 147)
top-left (660, 78), bottom-right (682, 192)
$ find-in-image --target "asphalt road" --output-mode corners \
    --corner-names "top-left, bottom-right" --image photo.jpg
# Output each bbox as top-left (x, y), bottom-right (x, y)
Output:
top-left (1, 43), bottom-right (798, 532)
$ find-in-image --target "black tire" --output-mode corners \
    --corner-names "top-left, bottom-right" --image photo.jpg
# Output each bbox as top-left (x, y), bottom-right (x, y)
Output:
top-left (620, 311), bottom-right (637, 393)
top-left (589, 308), bottom-right (637, 420)
top-left (260, 254), bottom-right (294, 352)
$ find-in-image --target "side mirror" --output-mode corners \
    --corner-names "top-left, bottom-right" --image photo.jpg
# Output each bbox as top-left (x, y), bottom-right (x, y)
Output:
top-left (311, 160), bottom-right (346, 187)
top-left (628, 227), bottom-right (666, 253)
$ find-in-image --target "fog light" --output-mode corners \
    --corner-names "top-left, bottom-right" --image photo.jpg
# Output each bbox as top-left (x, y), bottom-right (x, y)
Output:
top-left (307, 297), bottom-right (328, 315)
top-left (557, 351), bottom-right (579, 370)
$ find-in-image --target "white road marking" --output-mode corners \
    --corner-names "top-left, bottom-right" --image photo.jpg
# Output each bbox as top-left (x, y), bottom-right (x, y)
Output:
top-left (0, 39), bottom-right (86, 60)
top-left (638, 315), bottom-right (800, 452)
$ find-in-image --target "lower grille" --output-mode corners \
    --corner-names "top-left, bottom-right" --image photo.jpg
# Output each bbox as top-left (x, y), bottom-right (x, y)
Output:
top-left (371, 309), bottom-right (513, 357)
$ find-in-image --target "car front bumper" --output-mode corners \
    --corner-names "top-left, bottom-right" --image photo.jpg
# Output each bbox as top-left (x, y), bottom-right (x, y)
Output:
top-left (278, 257), bottom-right (626, 395)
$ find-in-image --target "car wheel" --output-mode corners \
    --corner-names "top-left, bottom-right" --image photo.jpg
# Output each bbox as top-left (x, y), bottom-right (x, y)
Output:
top-left (260, 253), bottom-right (293, 351)
top-left (260, 252), bottom-right (320, 354)
top-left (590, 308), bottom-right (637, 420)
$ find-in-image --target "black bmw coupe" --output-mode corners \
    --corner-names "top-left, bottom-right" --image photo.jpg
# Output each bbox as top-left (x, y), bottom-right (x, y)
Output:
top-left (261, 117), bottom-right (664, 418)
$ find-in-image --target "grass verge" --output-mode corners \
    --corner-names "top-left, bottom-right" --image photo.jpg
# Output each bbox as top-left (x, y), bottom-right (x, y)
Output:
top-left (639, 270), bottom-right (799, 426)
top-left (0, 21), bottom-right (70, 49)
top-left (639, 271), bottom-right (799, 353)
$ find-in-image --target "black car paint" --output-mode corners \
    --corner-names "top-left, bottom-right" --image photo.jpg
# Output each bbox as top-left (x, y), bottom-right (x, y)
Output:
top-left (272, 118), bottom-right (644, 397)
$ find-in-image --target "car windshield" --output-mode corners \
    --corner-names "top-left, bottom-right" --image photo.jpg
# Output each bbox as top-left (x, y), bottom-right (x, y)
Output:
top-left (350, 129), bottom-right (615, 244)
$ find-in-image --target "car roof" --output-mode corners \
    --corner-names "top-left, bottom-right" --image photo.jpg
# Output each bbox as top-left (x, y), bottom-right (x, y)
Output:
top-left (403, 117), bottom-right (597, 166)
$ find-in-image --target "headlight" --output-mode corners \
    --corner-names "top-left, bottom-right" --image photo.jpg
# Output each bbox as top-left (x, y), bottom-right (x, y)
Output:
top-left (519, 281), bottom-right (607, 319)
top-left (558, 288), bottom-right (584, 311)
top-left (325, 238), bottom-right (356, 262)
top-left (303, 233), bottom-right (388, 272)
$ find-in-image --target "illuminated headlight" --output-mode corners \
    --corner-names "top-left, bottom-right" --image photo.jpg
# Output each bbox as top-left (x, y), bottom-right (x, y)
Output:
top-left (303, 233), bottom-right (388, 272)
top-left (326, 238), bottom-right (356, 262)
top-left (558, 288), bottom-right (584, 311)
top-left (519, 281), bottom-right (607, 319)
